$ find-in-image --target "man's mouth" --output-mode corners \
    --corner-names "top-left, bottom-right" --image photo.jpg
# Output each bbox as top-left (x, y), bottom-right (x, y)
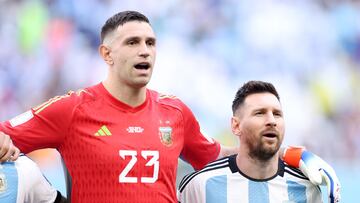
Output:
top-left (262, 133), bottom-right (277, 138)
top-left (134, 62), bottom-right (150, 70)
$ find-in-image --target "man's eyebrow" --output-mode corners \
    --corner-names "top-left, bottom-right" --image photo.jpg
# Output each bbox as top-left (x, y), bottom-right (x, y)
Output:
top-left (147, 37), bottom-right (156, 41)
top-left (123, 36), bottom-right (156, 41)
top-left (251, 107), bottom-right (266, 112)
top-left (124, 36), bottom-right (140, 41)
top-left (251, 106), bottom-right (282, 112)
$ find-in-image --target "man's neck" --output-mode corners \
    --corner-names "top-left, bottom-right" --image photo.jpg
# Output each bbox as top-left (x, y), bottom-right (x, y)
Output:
top-left (102, 79), bottom-right (147, 107)
top-left (236, 151), bottom-right (279, 180)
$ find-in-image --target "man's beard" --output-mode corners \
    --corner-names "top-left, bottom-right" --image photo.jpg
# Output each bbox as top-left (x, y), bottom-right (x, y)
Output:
top-left (246, 136), bottom-right (281, 161)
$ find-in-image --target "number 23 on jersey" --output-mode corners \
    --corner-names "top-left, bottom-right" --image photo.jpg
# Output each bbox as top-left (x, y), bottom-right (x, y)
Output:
top-left (119, 150), bottom-right (159, 183)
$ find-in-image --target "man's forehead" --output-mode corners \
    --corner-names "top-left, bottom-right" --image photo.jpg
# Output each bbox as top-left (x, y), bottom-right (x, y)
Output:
top-left (116, 21), bottom-right (155, 38)
top-left (244, 93), bottom-right (281, 109)
top-left (103, 21), bottom-right (155, 45)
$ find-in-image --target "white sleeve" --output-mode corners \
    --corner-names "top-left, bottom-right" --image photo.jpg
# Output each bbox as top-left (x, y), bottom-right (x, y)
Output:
top-left (16, 156), bottom-right (58, 203)
top-left (306, 185), bottom-right (323, 203)
top-left (178, 176), bottom-right (206, 203)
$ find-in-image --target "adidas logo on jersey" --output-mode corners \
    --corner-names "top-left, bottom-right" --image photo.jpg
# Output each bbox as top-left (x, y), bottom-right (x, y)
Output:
top-left (94, 125), bottom-right (112, 136)
top-left (126, 126), bottom-right (144, 133)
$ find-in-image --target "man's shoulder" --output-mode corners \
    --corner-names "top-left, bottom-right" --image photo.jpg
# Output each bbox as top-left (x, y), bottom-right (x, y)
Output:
top-left (69, 84), bottom-right (99, 101)
top-left (30, 85), bottom-right (99, 116)
top-left (281, 161), bottom-right (320, 188)
top-left (148, 89), bottom-right (187, 110)
top-left (282, 161), bottom-right (309, 181)
top-left (149, 89), bottom-right (180, 101)
top-left (178, 156), bottom-right (232, 192)
top-left (63, 88), bottom-right (94, 103)
top-left (55, 84), bottom-right (99, 103)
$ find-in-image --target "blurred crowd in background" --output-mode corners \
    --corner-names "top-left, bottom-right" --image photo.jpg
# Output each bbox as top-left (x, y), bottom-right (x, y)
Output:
top-left (0, 0), bottom-right (359, 201)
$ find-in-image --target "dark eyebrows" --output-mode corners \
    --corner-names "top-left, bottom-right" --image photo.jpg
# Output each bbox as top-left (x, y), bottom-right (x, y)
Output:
top-left (251, 107), bottom-right (282, 114)
top-left (123, 36), bottom-right (156, 43)
top-left (124, 36), bottom-right (140, 43)
top-left (273, 108), bottom-right (283, 116)
top-left (251, 107), bottom-right (266, 113)
top-left (147, 37), bottom-right (156, 43)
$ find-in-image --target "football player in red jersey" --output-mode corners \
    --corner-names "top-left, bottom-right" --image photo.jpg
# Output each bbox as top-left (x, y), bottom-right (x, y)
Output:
top-left (0, 11), bottom-right (339, 203)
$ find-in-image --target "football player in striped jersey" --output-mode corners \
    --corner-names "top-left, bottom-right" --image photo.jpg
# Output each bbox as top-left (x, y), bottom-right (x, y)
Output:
top-left (178, 81), bottom-right (339, 203)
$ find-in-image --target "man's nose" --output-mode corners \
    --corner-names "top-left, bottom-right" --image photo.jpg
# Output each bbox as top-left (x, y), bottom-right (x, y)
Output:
top-left (138, 42), bottom-right (150, 58)
top-left (266, 113), bottom-right (277, 127)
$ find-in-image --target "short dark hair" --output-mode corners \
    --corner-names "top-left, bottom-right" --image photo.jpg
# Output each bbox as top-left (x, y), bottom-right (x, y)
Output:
top-left (100, 11), bottom-right (150, 43)
top-left (232, 80), bottom-right (280, 114)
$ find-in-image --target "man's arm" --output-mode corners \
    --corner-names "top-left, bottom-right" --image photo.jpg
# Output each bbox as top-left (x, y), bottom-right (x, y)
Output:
top-left (0, 91), bottom-right (82, 161)
top-left (282, 146), bottom-right (341, 203)
top-left (217, 145), bottom-right (238, 159)
top-left (0, 131), bottom-right (20, 162)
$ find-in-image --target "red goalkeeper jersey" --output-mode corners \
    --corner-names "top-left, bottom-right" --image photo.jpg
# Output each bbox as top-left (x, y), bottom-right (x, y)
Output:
top-left (0, 83), bottom-right (220, 203)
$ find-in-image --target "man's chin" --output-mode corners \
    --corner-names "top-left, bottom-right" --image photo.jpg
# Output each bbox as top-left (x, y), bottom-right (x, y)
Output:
top-left (132, 80), bottom-right (150, 88)
top-left (251, 145), bottom-right (280, 161)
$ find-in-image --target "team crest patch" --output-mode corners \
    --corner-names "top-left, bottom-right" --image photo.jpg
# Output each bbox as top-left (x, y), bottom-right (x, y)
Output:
top-left (159, 127), bottom-right (173, 146)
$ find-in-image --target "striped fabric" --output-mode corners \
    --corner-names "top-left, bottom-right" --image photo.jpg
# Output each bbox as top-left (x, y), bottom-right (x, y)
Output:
top-left (0, 156), bottom-right (57, 203)
top-left (178, 155), bottom-right (322, 203)
top-left (0, 161), bottom-right (18, 203)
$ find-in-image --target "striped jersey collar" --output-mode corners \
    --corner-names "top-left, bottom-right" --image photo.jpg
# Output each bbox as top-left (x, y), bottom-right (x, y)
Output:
top-left (228, 154), bottom-right (285, 182)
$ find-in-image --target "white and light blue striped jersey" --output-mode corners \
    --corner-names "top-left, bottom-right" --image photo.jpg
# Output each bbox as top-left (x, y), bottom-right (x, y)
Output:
top-left (0, 155), bottom-right (58, 203)
top-left (178, 154), bottom-right (322, 203)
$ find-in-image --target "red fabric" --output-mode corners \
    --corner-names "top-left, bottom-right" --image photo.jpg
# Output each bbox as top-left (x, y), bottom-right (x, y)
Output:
top-left (0, 83), bottom-right (220, 203)
top-left (282, 146), bottom-right (304, 168)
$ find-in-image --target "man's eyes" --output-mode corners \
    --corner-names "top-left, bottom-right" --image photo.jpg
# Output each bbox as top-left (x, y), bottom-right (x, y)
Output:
top-left (127, 40), bottom-right (137, 45)
top-left (254, 111), bottom-right (282, 117)
top-left (147, 40), bottom-right (156, 46)
top-left (274, 112), bottom-right (283, 117)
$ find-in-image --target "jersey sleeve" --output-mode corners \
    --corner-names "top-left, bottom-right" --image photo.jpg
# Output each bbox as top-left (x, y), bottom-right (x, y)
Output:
top-left (180, 103), bottom-right (220, 170)
top-left (306, 185), bottom-right (323, 202)
top-left (177, 173), bottom-right (205, 203)
top-left (17, 156), bottom-right (58, 203)
top-left (0, 91), bottom-right (80, 153)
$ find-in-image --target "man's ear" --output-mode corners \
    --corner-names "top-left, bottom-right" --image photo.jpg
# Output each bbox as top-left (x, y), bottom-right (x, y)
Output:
top-left (231, 116), bottom-right (241, 136)
top-left (99, 44), bottom-right (113, 65)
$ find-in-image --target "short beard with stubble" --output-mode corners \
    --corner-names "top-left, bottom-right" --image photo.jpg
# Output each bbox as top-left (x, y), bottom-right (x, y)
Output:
top-left (247, 138), bottom-right (281, 161)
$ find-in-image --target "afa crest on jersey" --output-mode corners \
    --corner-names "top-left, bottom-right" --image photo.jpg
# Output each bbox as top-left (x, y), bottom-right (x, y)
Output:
top-left (159, 127), bottom-right (173, 146)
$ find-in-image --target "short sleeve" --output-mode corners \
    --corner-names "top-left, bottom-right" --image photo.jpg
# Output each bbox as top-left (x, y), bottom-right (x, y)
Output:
top-left (177, 172), bottom-right (206, 203)
top-left (17, 156), bottom-right (58, 203)
top-left (0, 92), bottom-right (78, 153)
top-left (180, 104), bottom-right (220, 170)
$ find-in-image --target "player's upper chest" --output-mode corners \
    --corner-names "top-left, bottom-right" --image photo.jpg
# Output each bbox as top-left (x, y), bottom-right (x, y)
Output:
top-left (71, 98), bottom-right (184, 150)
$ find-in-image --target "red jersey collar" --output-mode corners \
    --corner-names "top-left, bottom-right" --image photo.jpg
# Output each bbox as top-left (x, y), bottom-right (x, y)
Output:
top-left (96, 82), bottom-right (150, 112)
